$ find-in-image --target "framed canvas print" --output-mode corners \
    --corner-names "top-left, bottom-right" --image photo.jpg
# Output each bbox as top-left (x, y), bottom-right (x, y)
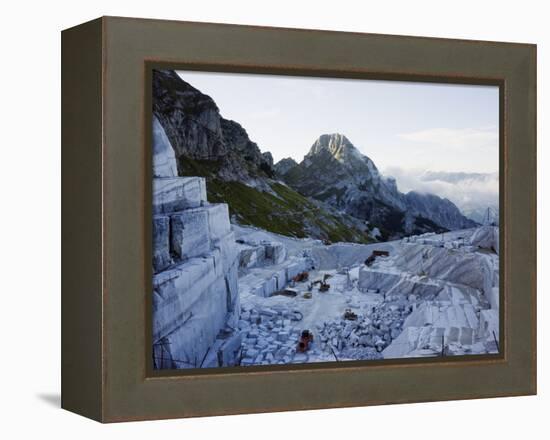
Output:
top-left (62, 16), bottom-right (536, 422)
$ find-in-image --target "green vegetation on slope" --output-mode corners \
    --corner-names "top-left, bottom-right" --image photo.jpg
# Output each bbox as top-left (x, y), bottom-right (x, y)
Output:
top-left (179, 156), bottom-right (371, 243)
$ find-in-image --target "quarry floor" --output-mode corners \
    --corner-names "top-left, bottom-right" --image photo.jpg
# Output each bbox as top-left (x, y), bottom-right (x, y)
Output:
top-left (233, 225), bottom-right (498, 366)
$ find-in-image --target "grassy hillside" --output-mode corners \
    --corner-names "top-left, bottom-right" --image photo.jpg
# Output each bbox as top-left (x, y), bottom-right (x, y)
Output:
top-left (179, 156), bottom-right (371, 244)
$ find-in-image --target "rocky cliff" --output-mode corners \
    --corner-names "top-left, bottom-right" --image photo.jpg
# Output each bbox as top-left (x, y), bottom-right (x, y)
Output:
top-left (277, 133), bottom-right (477, 239)
top-left (153, 70), bottom-right (373, 244)
top-left (153, 69), bottom-right (273, 182)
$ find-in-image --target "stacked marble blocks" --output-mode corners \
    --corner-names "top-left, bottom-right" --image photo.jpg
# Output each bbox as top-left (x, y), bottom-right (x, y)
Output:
top-left (152, 117), bottom-right (240, 369)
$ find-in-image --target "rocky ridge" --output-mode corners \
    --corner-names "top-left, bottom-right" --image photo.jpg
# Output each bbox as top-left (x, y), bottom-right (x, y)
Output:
top-left (277, 133), bottom-right (477, 239)
top-left (153, 69), bottom-right (374, 243)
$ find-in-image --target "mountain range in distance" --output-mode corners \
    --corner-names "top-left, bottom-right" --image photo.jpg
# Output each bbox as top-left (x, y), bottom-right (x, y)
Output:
top-left (153, 69), bottom-right (485, 243)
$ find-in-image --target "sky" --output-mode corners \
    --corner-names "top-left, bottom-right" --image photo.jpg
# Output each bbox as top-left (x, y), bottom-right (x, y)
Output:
top-left (176, 70), bottom-right (499, 209)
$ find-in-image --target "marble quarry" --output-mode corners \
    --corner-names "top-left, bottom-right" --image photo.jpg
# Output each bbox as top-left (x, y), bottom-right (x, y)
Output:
top-left (234, 227), bottom-right (500, 365)
top-left (151, 116), bottom-right (500, 368)
top-left (152, 117), bottom-right (241, 369)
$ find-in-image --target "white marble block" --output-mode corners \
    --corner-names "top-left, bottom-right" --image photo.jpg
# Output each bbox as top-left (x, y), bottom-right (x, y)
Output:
top-left (154, 253), bottom-right (220, 309)
top-left (274, 268), bottom-right (287, 290)
top-left (153, 116), bottom-right (178, 178)
top-left (238, 245), bottom-right (266, 269)
top-left (212, 231), bottom-right (239, 274)
top-left (153, 177), bottom-right (207, 214)
top-left (170, 209), bottom-right (211, 260)
top-left (264, 241), bottom-right (287, 264)
top-left (204, 203), bottom-right (231, 240)
top-left (357, 268), bottom-right (401, 292)
top-left (155, 274), bottom-right (230, 367)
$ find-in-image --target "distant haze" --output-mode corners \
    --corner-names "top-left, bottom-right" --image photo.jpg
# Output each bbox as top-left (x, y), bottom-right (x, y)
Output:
top-left (176, 70), bottom-right (499, 210)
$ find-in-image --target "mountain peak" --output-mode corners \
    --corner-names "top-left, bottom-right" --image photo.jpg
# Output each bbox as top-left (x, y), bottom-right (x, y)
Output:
top-left (308, 133), bottom-right (359, 160)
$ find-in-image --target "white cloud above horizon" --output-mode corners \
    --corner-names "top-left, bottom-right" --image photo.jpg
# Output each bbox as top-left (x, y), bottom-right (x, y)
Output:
top-left (383, 166), bottom-right (499, 213)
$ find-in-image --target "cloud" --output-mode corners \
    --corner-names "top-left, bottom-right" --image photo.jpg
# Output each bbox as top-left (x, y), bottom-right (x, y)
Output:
top-left (398, 127), bottom-right (498, 150)
top-left (384, 166), bottom-right (499, 213)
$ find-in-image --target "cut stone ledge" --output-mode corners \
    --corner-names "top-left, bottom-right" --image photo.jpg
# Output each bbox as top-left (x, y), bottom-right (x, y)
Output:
top-left (153, 176), bottom-right (207, 214)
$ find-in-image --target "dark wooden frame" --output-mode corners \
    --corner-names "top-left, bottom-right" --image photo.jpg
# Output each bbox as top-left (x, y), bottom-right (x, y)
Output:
top-left (62, 16), bottom-right (537, 422)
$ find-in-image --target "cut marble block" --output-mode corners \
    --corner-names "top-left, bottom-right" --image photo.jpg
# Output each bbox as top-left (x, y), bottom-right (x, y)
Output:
top-left (358, 268), bottom-right (402, 293)
top-left (204, 203), bottom-right (231, 240)
top-left (383, 327), bottom-right (421, 358)
top-left (212, 231), bottom-right (239, 273)
top-left (156, 275), bottom-right (230, 367)
top-left (170, 209), bottom-right (211, 260)
top-left (238, 245), bottom-right (266, 269)
top-left (403, 303), bottom-right (440, 327)
top-left (446, 326), bottom-right (460, 343)
top-left (273, 268), bottom-right (287, 290)
top-left (153, 116), bottom-right (178, 178)
top-left (153, 257), bottom-right (240, 364)
top-left (154, 253), bottom-right (220, 305)
top-left (460, 327), bottom-right (474, 345)
top-left (153, 177), bottom-right (207, 214)
top-left (223, 259), bottom-right (240, 313)
top-left (263, 274), bottom-right (278, 297)
top-left (264, 241), bottom-right (287, 264)
top-left (153, 252), bottom-right (222, 340)
top-left (239, 273), bottom-right (269, 298)
top-left (153, 215), bottom-right (171, 273)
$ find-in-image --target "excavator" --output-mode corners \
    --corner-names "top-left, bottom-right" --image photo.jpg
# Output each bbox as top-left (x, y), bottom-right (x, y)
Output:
top-left (310, 273), bottom-right (331, 292)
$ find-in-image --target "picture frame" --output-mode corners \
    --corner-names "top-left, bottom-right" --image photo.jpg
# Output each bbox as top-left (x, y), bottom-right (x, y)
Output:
top-left (61, 16), bottom-right (536, 422)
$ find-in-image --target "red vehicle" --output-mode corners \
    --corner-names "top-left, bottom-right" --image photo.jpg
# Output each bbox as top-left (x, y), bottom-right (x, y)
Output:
top-left (292, 271), bottom-right (309, 283)
top-left (297, 330), bottom-right (314, 352)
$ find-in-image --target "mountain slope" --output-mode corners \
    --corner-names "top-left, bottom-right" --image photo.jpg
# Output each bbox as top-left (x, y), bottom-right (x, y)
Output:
top-left (153, 69), bottom-right (272, 182)
top-left (153, 70), bottom-right (372, 243)
top-left (277, 134), bottom-right (477, 239)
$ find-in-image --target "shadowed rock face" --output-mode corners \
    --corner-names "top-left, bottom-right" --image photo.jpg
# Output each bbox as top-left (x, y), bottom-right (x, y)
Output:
top-left (405, 191), bottom-right (477, 231)
top-left (152, 69), bottom-right (273, 182)
top-left (153, 70), bottom-right (373, 244)
top-left (274, 157), bottom-right (298, 176)
top-left (277, 133), bottom-right (477, 238)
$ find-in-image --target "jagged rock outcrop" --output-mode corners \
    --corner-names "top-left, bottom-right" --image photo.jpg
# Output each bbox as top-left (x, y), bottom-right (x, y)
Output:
top-left (153, 69), bottom-right (273, 182)
top-left (153, 70), bottom-right (373, 244)
top-left (405, 191), bottom-right (477, 232)
top-left (274, 157), bottom-right (298, 176)
top-left (278, 133), bottom-right (476, 238)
